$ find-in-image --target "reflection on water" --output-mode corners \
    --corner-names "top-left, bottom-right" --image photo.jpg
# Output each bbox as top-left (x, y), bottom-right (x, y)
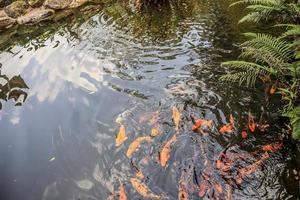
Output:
top-left (0, 65), bottom-right (28, 110)
top-left (0, 0), bottom-right (299, 200)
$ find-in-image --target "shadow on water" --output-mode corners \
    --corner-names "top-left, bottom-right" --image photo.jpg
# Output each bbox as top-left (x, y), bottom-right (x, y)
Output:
top-left (0, 0), bottom-right (299, 200)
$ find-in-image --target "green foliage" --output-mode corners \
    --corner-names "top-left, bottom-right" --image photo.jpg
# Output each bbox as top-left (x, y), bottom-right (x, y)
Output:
top-left (220, 33), bottom-right (292, 86)
top-left (222, 0), bottom-right (300, 139)
top-left (230, 0), bottom-right (299, 24)
top-left (278, 24), bottom-right (300, 38)
top-left (284, 106), bottom-right (300, 139)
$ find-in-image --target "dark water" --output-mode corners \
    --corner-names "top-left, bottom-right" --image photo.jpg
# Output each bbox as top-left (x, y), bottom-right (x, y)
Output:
top-left (0, 1), bottom-right (299, 199)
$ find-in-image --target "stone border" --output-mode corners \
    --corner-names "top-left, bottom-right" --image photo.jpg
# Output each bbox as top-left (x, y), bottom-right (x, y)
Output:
top-left (0, 0), bottom-right (98, 30)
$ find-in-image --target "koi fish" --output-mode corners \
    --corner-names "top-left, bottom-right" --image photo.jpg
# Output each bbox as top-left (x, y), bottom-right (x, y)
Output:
top-left (262, 143), bottom-right (283, 152)
top-left (126, 136), bottom-right (152, 158)
top-left (172, 106), bottom-right (181, 132)
top-left (116, 125), bottom-right (127, 147)
top-left (159, 134), bottom-right (177, 167)
top-left (130, 178), bottom-right (160, 199)
top-left (192, 119), bottom-right (213, 131)
top-left (248, 112), bottom-right (256, 132)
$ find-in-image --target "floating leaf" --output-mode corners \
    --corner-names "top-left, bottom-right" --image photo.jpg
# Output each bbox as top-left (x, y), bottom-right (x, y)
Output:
top-left (126, 136), bottom-right (152, 158)
top-left (159, 134), bottom-right (177, 167)
top-left (248, 112), bottom-right (256, 132)
top-left (172, 106), bottom-right (181, 132)
top-left (192, 119), bottom-right (212, 131)
top-left (119, 182), bottom-right (127, 200)
top-left (130, 178), bottom-right (160, 199)
top-left (150, 127), bottom-right (161, 137)
top-left (262, 143), bottom-right (283, 152)
top-left (116, 125), bottom-right (127, 147)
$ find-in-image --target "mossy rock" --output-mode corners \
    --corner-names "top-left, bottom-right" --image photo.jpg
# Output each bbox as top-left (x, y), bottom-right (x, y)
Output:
top-left (28, 0), bottom-right (45, 7)
top-left (4, 1), bottom-right (29, 18)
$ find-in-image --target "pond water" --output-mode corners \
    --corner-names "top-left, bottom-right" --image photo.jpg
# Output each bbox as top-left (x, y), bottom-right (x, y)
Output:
top-left (0, 0), bottom-right (299, 199)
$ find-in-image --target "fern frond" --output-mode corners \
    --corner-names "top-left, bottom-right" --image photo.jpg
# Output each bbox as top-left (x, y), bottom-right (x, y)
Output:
top-left (220, 70), bottom-right (262, 87)
top-left (242, 33), bottom-right (292, 61)
top-left (230, 0), bottom-right (282, 7)
top-left (239, 12), bottom-right (266, 23)
top-left (220, 61), bottom-right (268, 86)
top-left (246, 4), bottom-right (281, 12)
top-left (288, 3), bottom-right (300, 16)
top-left (240, 47), bottom-right (287, 72)
top-left (221, 61), bottom-right (268, 72)
top-left (280, 24), bottom-right (300, 38)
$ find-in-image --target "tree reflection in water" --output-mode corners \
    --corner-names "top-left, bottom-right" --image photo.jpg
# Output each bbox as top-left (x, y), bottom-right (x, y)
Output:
top-left (0, 63), bottom-right (28, 109)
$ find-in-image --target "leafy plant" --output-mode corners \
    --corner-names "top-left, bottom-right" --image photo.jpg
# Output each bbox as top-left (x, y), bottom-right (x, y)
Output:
top-left (283, 106), bottom-right (300, 139)
top-left (220, 32), bottom-right (292, 87)
top-left (230, 0), bottom-right (300, 24)
top-left (221, 0), bottom-right (300, 139)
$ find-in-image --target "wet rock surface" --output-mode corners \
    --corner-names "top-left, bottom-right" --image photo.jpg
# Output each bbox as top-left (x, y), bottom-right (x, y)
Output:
top-left (44, 0), bottom-right (73, 10)
top-left (17, 8), bottom-right (54, 24)
top-left (0, 9), bottom-right (15, 29)
top-left (28, 0), bottom-right (45, 7)
top-left (0, 0), bottom-right (11, 8)
top-left (0, 0), bottom-right (104, 31)
top-left (4, 1), bottom-right (29, 18)
top-left (69, 0), bottom-right (89, 8)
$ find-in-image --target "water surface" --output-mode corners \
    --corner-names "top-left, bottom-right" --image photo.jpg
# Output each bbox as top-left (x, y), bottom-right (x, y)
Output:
top-left (0, 1), bottom-right (299, 199)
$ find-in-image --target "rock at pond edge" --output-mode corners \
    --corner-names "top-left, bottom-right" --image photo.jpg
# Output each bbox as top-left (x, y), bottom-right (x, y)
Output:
top-left (17, 8), bottom-right (54, 24)
top-left (28, 0), bottom-right (45, 7)
top-left (4, 1), bottom-right (29, 18)
top-left (44, 0), bottom-right (73, 10)
top-left (0, 9), bottom-right (16, 29)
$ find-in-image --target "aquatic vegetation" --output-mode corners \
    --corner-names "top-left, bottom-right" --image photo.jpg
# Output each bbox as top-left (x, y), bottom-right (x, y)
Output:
top-left (220, 0), bottom-right (300, 139)
top-left (1, 0), bottom-right (299, 198)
